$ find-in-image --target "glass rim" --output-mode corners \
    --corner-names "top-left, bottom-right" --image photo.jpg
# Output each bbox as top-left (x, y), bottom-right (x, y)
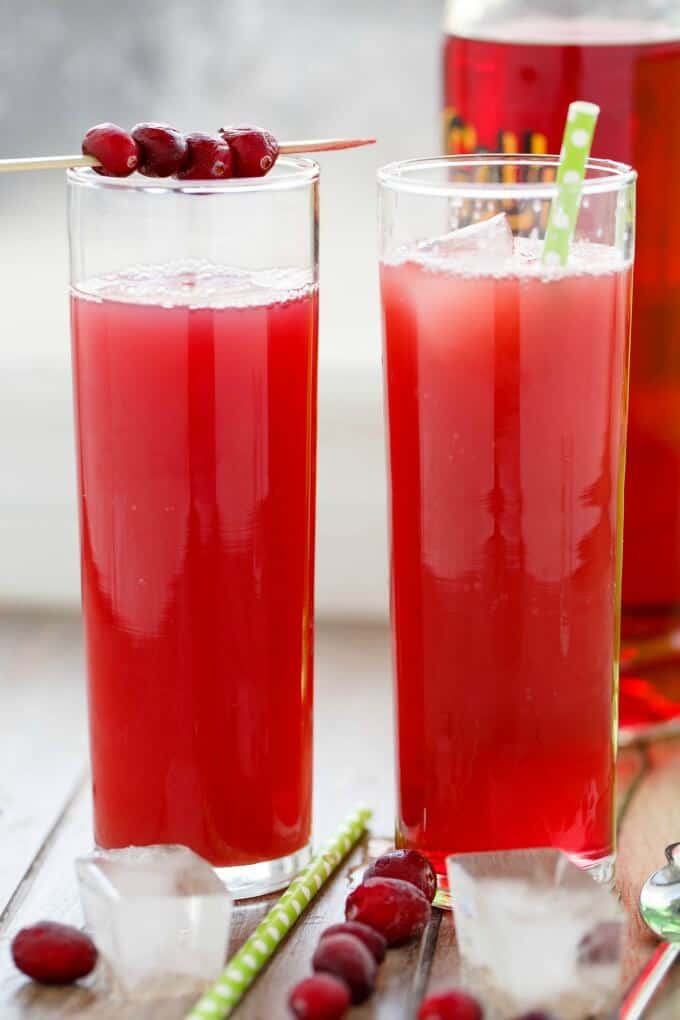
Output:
top-left (66, 155), bottom-right (319, 194)
top-left (377, 154), bottom-right (636, 199)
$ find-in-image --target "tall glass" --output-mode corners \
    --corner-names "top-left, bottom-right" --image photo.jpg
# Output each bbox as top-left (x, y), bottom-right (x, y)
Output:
top-left (443, 0), bottom-right (680, 680)
top-left (379, 155), bottom-right (635, 885)
top-left (68, 162), bottom-right (319, 897)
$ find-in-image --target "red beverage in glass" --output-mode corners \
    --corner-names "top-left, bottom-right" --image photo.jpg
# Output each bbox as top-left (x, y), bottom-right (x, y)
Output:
top-left (381, 243), bottom-right (631, 877)
top-left (71, 267), bottom-right (317, 869)
top-left (443, 16), bottom-right (680, 641)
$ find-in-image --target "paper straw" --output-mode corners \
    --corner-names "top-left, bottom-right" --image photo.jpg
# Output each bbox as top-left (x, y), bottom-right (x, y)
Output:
top-left (542, 101), bottom-right (600, 268)
top-left (186, 805), bottom-right (373, 1020)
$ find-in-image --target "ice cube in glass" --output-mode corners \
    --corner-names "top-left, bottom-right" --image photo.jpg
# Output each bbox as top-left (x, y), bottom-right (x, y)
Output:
top-left (417, 212), bottom-right (514, 268)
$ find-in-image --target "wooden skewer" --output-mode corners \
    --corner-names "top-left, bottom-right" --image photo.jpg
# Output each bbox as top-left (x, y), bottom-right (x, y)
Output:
top-left (0, 138), bottom-right (375, 174)
top-left (0, 154), bottom-right (99, 173)
top-left (278, 138), bottom-right (375, 154)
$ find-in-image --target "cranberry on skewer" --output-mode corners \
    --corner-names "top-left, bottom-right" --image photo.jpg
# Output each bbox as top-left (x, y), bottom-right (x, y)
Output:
top-left (132, 122), bottom-right (187, 177)
top-left (220, 125), bottom-right (280, 177)
top-left (82, 123), bottom-right (139, 177)
top-left (177, 133), bottom-right (234, 180)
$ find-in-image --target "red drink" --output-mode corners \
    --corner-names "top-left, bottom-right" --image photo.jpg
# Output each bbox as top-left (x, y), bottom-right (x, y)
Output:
top-left (381, 242), bottom-right (631, 875)
top-left (443, 17), bottom-right (680, 639)
top-left (71, 265), bottom-right (318, 869)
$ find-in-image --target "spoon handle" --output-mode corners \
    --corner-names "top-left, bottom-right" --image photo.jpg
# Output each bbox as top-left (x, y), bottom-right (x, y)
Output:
top-left (619, 942), bottom-right (679, 1019)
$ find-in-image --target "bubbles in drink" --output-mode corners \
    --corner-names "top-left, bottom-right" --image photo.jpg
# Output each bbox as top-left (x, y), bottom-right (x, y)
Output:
top-left (390, 229), bottom-right (629, 279)
top-left (73, 260), bottom-right (317, 309)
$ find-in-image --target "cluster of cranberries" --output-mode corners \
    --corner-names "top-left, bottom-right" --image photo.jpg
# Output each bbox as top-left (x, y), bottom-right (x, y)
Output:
top-left (81, 121), bottom-right (279, 180)
top-left (10, 857), bottom-right (560, 1017)
top-left (288, 848), bottom-right (477, 1020)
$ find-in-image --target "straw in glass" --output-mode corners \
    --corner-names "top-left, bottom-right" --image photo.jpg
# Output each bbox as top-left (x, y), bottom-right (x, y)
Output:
top-left (542, 101), bottom-right (600, 267)
top-left (186, 805), bottom-right (372, 1020)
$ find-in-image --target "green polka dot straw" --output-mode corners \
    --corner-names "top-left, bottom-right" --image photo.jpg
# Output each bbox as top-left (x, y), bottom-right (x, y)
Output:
top-left (186, 805), bottom-right (372, 1019)
top-left (542, 100), bottom-right (600, 268)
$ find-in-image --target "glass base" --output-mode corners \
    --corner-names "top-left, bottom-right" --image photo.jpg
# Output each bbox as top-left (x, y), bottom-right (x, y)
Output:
top-left (434, 850), bottom-right (615, 910)
top-left (215, 843), bottom-right (312, 900)
top-left (570, 850), bottom-right (615, 887)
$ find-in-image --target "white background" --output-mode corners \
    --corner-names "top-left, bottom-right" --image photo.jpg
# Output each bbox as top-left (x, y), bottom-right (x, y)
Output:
top-left (0, 0), bottom-right (442, 618)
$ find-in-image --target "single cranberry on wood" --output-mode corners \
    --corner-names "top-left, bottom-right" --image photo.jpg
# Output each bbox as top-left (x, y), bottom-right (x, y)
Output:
top-left (288, 973), bottom-right (351, 1019)
top-left (82, 123), bottom-right (139, 177)
top-left (418, 988), bottom-right (484, 1020)
top-left (364, 849), bottom-right (438, 903)
top-left (345, 876), bottom-right (431, 945)
top-left (511, 1012), bottom-right (561, 1020)
top-left (11, 922), bottom-right (97, 985)
top-left (320, 920), bottom-right (387, 963)
top-left (131, 122), bottom-right (187, 177)
top-left (312, 932), bottom-right (376, 1004)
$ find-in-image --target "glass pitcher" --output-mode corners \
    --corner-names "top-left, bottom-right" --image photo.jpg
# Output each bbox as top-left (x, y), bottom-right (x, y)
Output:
top-left (443, 0), bottom-right (680, 726)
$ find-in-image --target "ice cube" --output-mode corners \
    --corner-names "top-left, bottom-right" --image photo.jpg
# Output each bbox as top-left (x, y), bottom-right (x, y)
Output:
top-left (418, 213), bottom-right (514, 267)
top-left (76, 845), bottom-right (232, 1000)
top-left (447, 849), bottom-right (624, 1019)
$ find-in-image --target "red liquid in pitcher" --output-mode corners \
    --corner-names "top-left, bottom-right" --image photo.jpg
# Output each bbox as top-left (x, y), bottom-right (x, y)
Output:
top-left (444, 18), bottom-right (680, 639)
top-left (382, 243), bottom-right (631, 875)
top-left (71, 265), bottom-right (318, 866)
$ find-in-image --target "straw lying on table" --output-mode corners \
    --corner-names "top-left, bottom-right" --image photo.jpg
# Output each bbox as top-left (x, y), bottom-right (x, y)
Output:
top-left (542, 100), bottom-right (600, 268)
top-left (186, 805), bottom-right (373, 1020)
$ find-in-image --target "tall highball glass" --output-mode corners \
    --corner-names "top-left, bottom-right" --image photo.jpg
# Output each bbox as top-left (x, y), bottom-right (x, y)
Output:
top-left (68, 161), bottom-right (319, 897)
top-left (379, 154), bottom-right (635, 886)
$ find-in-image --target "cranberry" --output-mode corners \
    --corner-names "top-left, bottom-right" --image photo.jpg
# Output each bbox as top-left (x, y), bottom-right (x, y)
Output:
top-left (219, 125), bottom-right (279, 177)
top-left (577, 921), bottom-right (621, 965)
top-left (321, 921), bottom-right (387, 963)
top-left (177, 132), bottom-right (233, 180)
top-left (312, 933), bottom-right (376, 1004)
top-left (288, 974), bottom-right (350, 1019)
top-left (11, 922), bottom-right (97, 985)
top-left (131, 122), bottom-right (187, 177)
top-left (82, 123), bottom-right (139, 177)
top-left (418, 989), bottom-right (483, 1020)
top-left (511, 1013), bottom-right (561, 1020)
top-left (345, 877), bottom-right (431, 946)
top-left (364, 849), bottom-right (438, 903)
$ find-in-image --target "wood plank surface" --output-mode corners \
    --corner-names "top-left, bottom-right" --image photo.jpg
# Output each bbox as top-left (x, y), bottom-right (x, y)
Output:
top-left (0, 614), bottom-right (679, 1018)
top-left (0, 613), bottom-right (87, 914)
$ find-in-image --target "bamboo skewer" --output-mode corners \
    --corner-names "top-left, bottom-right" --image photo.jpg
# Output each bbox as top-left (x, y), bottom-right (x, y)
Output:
top-left (0, 138), bottom-right (375, 174)
top-left (0, 154), bottom-right (99, 173)
top-left (278, 137), bottom-right (374, 153)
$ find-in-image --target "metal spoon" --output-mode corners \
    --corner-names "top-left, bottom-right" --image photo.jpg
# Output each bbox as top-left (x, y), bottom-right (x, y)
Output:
top-left (619, 842), bottom-right (680, 1018)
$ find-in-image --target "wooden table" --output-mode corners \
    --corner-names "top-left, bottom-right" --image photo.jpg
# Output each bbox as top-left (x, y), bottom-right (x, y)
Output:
top-left (1, 614), bottom-right (679, 1018)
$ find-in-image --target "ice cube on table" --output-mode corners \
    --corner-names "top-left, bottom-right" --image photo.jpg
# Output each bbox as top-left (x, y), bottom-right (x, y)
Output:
top-left (447, 849), bottom-right (625, 1020)
top-left (417, 213), bottom-right (514, 267)
top-left (76, 845), bottom-right (232, 1000)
